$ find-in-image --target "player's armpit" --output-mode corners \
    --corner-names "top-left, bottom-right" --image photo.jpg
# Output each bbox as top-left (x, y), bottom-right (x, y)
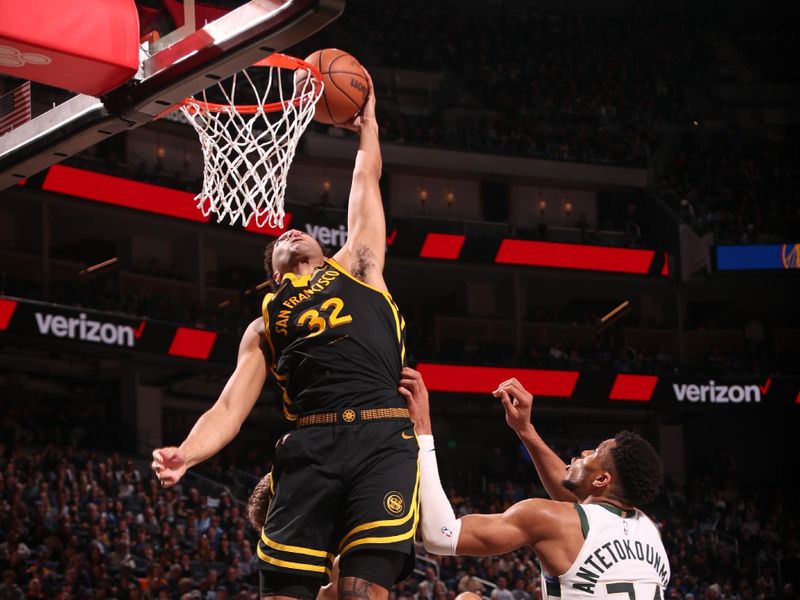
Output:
top-left (455, 498), bottom-right (562, 556)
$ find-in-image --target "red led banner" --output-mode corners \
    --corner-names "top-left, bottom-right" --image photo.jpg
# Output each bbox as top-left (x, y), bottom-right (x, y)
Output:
top-left (495, 240), bottom-right (657, 275)
top-left (609, 374), bottom-right (658, 402)
top-left (245, 216), bottom-right (292, 237)
top-left (41, 165), bottom-right (295, 233)
top-left (419, 233), bottom-right (466, 260)
top-left (417, 363), bottom-right (579, 397)
top-left (42, 165), bottom-right (208, 222)
top-left (168, 327), bottom-right (217, 360)
top-left (34, 166), bottom-right (669, 274)
top-left (0, 298), bottom-right (17, 330)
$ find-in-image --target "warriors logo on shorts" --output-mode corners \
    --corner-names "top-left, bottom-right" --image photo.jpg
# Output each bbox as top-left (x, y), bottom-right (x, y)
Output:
top-left (384, 491), bottom-right (405, 515)
top-left (343, 409), bottom-right (356, 423)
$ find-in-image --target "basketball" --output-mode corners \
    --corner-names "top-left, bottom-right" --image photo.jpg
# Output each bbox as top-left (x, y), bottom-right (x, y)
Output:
top-left (297, 48), bottom-right (369, 126)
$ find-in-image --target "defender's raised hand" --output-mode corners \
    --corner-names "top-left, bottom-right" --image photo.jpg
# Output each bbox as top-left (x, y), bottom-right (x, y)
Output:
top-left (493, 378), bottom-right (534, 435)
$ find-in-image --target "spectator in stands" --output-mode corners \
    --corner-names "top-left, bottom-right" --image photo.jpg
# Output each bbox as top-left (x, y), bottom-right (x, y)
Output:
top-left (0, 570), bottom-right (24, 600)
top-left (490, 577), bottom-right (514, 600)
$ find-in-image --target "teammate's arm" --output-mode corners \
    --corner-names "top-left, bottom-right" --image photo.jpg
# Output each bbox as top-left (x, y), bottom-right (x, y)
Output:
top-left (493, 378), bottom-right (579, 502)
top-left (152, 317), bottom-right (269, 486)
top-left (332, 71), bottom-right (388, 291)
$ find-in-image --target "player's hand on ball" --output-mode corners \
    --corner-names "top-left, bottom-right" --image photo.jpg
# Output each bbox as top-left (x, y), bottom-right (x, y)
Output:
top-left (151, 447), bottom-right (188, 488)
top-left (493, 378), bottom-right (534, 434)
top-left (344, 70), bottom-right (377, 133)
top-left (399, 367), bottom-right (431, 434)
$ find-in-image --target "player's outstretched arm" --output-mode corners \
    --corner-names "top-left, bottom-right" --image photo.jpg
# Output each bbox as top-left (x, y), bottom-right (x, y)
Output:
top-left (457, 499), bottom-right (561, 556)
top-left (493, 378), bottom-right (579, 502)
top-left (152, 318), bottom-right (269, 487)
top-left (333, 71), bottom-right (388, 291)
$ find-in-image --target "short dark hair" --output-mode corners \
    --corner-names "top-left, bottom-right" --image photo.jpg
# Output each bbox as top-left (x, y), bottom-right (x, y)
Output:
top-left (609, 431), bottom-right (663, 506)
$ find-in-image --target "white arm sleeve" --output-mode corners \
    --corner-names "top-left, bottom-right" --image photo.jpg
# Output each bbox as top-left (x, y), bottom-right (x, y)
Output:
top-left (418, 434), bottom-right (461, 555)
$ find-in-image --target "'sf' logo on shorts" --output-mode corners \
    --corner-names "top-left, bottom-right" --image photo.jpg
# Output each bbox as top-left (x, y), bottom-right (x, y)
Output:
top-left (384, 491), bottom-right (405, 516)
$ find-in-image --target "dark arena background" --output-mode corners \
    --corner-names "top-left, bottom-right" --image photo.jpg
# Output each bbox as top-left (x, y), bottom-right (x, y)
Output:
top-left (1, 0), bottom-right (799, 599)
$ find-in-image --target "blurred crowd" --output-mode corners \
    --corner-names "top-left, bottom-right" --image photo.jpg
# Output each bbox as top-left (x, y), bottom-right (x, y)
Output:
top-left (0, 443), bottom-right (257, 600)
top-left (6, 2), bottom-right (797, 246)
top-left (661, 127), bottom-right (800, 245)
top-left (1, 431), bottom-right (797, 600)
top-left (304, 3), bottom-right (716, 166)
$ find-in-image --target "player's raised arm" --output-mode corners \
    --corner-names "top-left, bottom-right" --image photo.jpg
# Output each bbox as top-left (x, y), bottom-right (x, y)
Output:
top-left (332, 71), bottom-right (388, 291)
top-left (399, 368), bottom-right (569, 557)
top-left (151, 317), bottom-right (269, 487)
top-left (493, 378), bottom-right (580, 502)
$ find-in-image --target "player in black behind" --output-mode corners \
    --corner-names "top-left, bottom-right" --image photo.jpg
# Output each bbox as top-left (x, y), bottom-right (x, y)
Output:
top-left (152, 73), bottom-right (418, 600)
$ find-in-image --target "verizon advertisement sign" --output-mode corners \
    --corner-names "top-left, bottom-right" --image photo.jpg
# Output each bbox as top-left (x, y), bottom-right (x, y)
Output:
top-left (2, 296), bottom-right (798, 404)
top-left (672, 379), bottom-right (764, 404)
top-left (306, 223), bottom-right (349, 248)
top-left (0, 297), bottom-right (236, 362)
top-left (34, 311), bottom-right (144, 347)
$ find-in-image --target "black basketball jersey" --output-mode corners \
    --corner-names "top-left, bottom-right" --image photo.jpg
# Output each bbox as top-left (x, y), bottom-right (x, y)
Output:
top-left (261, 258), bottom-right (407, 420)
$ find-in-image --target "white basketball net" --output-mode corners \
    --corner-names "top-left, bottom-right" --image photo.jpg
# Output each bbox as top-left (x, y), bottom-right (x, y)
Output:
top-left (179, 54), bottom-right (323, 229)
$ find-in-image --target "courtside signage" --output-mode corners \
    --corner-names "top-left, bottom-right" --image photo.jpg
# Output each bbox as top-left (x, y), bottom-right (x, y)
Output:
top-left (417, 364), bottom-right (796, 407)
top-left (0, 297), bottom-right (232, 362)
top-left (34, 166), bottom-right (668, 276)
top-left (716, 244), bottom-right (800, 271)
top-left (3, 297), bottom-right (798, 405)
top-left (306, 223), bottom-right (349, 248)
top-left (672, 379), bottom-right (764, 404)
top-left (34, 310), bottom-right (142, 347)
top-left (494, 240), bottom-right (669, 276)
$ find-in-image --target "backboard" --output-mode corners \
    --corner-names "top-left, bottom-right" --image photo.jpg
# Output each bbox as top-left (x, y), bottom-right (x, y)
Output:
top-left (0, 0), bottom-right (344, 190)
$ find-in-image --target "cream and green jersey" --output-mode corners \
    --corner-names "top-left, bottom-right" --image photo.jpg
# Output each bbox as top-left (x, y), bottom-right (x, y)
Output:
top-left (541, 503), bottom-right (670, 600)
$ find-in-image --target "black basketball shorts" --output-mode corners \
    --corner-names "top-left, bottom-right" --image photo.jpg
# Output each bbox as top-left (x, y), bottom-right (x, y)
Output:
top-left (254, 417), bottom-right (419, 587)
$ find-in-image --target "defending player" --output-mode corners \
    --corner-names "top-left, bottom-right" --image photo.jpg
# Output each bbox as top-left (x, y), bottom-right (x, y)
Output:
top-left (152, 73), bottom-right (418, 600)
top-left (398, 369), bottom-right (670, 600)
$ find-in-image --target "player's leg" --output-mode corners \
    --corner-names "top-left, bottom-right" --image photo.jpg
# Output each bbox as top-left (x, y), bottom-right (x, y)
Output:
top-left (336, 419), bottom-right (420, 597)
top-left (257, 429), bottom-right (343, 600)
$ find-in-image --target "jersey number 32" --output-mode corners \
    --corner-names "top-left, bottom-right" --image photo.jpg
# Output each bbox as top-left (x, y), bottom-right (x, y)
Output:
top-left (297, 297), bottom-right (353, 337)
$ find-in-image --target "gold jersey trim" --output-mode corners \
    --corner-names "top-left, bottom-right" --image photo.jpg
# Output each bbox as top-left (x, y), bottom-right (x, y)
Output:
top-left (261, 292), bottom-right (277, 362)
top-left (281, 271), bottom-right (313, 288)
top-left (260, 530), bottom-right (334, 560)
top-left (339, 515), bottom-right (418, 556)
top-left (256, 545), bottom-right (331, 575)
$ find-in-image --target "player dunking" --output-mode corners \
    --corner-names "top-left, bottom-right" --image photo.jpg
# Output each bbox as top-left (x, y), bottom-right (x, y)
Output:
top-left (151, 73), bottom-right (419, 600)
top-left (398, 369), bottom-right (670, 600)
